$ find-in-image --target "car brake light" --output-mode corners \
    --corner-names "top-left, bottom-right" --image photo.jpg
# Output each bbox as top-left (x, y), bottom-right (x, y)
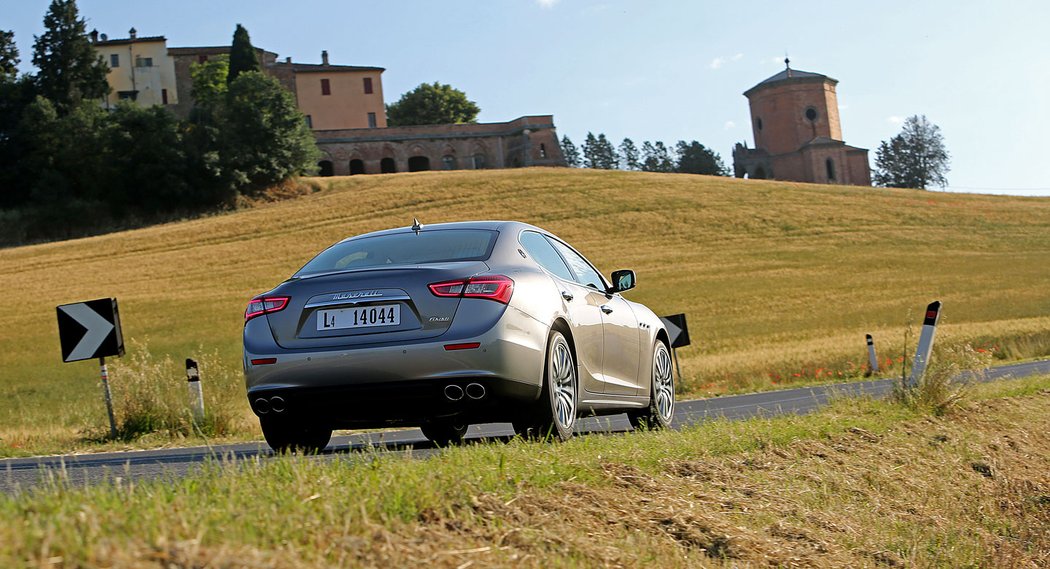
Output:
top-left (245, 296), bottom-right (290, 322)
top-left (428, 275), bottom-right (514, 304)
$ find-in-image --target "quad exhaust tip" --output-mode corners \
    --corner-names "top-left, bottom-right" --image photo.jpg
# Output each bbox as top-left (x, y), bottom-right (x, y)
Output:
top-left (444, 384), bottom-right (464, 401)
top-left (465, 383), bottom-right (486, 400)
top-left (254, 398), bottom-right (271, 415)
top-left (253, 396), bottom-right (287, 415)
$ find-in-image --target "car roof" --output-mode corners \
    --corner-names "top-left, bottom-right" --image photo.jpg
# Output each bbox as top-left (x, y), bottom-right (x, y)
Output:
top-left (337, 220), bottom-right (544, 243)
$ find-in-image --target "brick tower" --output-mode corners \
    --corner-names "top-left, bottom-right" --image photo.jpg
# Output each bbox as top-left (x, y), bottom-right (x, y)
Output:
top-left (733, 59), bottom-right (870, 186)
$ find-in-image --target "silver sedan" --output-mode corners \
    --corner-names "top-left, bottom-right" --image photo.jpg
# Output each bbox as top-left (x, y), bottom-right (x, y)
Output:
top-left (243, 220), bottom-right (675, 451)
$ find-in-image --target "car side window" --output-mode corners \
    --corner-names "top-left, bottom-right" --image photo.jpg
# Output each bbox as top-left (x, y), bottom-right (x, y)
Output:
top-left (519, 231), bottom-right (575, 282)
top-left (548, 238), bottom-right (606, 290)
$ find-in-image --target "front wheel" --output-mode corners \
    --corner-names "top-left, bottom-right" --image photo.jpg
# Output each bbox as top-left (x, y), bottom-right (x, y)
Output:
top-left (518, 331), bottom-right (578, 441)
top-left (628, 341), bottom-right (675, 431)
top-left (260, 418), bottom-right (332, 454)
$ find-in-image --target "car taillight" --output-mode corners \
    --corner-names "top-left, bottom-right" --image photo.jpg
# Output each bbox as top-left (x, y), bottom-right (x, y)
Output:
top-left (245, 296), bottom-right (289, 322)
top-left (428, 275), bottom-right (514, 304)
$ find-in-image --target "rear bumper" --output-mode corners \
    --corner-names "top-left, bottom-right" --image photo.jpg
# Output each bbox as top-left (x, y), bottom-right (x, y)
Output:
top-left (243, 303), bottom-right (549, 427)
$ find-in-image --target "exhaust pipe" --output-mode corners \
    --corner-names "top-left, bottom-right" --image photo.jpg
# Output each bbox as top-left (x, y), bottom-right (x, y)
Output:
top-left (465, 383), bottom-right (486, 400)
top-left (254, 398), bottom-right (271, 415)
top-left (444, 384), bottom-right (464, 401)
top-left (270, 396), bottom-right (286, 413)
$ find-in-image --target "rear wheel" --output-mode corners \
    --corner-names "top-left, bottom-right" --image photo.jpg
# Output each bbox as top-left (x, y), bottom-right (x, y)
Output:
top-left (628, 341), bottom-right (675, 431)
top-left (517, 330), bottom-right (577, 441)
top-left (420, 421), bottom-right (468, 447)
top-left (260, 418), bottom-right (332, 454)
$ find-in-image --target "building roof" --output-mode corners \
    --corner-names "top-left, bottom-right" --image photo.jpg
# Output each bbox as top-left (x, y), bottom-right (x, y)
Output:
top-left (744, 66), bottom-right (837, 97)
top-left (283, 62), bottom-right (385, 73)
top-left (94, 36), bottom-right (166, 46)
top-left (167, 46), bottom-right (279, 58)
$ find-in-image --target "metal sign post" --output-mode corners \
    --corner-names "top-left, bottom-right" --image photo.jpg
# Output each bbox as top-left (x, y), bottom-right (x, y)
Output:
top-left (186, 358), bottom-right (205, 423)
top-left (907, 300), bottom-right (942, 388)
top-left (866, 334), bottom-right (879, 375)
top-left (99, 356), bottom-right (117, 439)
top-left (57, 298), bottom-right (125, 438)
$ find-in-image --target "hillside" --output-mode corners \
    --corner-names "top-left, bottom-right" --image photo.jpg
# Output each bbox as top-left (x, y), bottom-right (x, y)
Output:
top-left (1, 168), bottom-right (1049, 451)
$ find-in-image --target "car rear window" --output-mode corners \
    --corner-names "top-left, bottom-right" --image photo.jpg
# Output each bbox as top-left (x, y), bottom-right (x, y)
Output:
top-left (294, 229), bottom-right (498, 277)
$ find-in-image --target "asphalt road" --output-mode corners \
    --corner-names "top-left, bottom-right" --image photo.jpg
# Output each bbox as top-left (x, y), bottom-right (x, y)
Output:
top-left (4, 359), bottom-right (1049, 494)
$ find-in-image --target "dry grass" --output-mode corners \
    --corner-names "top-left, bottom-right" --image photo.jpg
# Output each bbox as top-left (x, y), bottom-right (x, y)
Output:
top-left (1, 168), bottom-right (1049, 454)
top-left (2, 376), bottom-right (1049, 567)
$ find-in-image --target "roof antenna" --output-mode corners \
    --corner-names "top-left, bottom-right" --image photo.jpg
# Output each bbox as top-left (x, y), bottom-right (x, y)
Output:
top-left (411, 217), bottom-right (423, 234)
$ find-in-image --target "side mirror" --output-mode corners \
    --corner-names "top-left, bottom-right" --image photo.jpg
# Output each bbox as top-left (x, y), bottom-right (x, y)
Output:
top-left (609, 269), bottom-right (636, 294)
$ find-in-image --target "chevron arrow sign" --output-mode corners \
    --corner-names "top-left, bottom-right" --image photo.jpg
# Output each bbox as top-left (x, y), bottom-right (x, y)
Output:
top-left (56, 298), bottom-right (125, 363)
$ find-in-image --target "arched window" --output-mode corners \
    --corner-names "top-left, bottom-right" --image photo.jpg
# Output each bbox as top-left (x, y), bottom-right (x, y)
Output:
top-left (539, 143), bottom-right (547, 159)
top-left (318, 160), bottom-right (334, 177)
top-left (472, 153), bottom-right (486, 169)
top-left (805, 107), bottom-right (818, 121)
top-left (408, 156), bottom-right (430, 172)
top-left (380, 157), bottom-right (396, 174)
top-left (349, 159), bottom-right (365, 175)
top-left (441, 155), bottom-right (456, 170)
top-left (825, 158), bottom-right (836, 181)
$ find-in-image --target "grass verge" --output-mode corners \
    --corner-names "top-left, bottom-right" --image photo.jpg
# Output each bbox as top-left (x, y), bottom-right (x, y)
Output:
top-left (2, 375), bottom-right (1049, 567)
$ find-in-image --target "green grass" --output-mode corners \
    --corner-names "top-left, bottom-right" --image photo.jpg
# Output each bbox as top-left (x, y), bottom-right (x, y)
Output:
top-left (3, 375), bottom-right (1049, 567)
top-left (1, 168), bottom-right (1049, 454)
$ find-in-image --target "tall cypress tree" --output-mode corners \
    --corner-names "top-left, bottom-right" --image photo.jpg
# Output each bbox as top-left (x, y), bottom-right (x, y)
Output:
top-left (0, 30), bottom-right (19, 82)
top-left (227, 24), bottom-right (258, 84)
top-left (560, 135), bottom-right (580, 168)
top-left (31, 0), bottom-right (108, 112)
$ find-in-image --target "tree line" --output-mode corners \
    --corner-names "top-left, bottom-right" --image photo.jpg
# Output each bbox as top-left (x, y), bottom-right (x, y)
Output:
top-left (559, 133), bottom-right (729, 176)
top-left (0, 1), bottom-right (317, 245)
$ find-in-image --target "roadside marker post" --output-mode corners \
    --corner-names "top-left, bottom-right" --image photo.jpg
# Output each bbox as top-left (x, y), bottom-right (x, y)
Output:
top-left (186, 358), bottom-right (205, 424)
top-left (866, 334), bottom-right (879, 376)
top-left (907, 301), bottom-right (942, 388)
top-left (56, 298), bottom-right (125, 438)
top-left (658, 314), bottom-right (691, 381)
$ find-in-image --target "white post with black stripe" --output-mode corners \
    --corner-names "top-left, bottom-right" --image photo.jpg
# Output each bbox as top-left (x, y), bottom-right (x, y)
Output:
top-left (907, 301), bottom-right (942, 388)
top-left (866, 334), bottom-right (879, 375)
top-left (186, 359), bottom-right (205, 424)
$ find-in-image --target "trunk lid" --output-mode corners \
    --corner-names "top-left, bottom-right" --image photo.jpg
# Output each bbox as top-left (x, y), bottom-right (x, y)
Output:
top-left (265, 261), bottom-right (487, 350)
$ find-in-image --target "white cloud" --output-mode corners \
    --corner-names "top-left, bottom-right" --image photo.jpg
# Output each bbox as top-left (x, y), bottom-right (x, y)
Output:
top-left (536, 0), bottom-right (559, 8)
top-left (887, 115), bottom-right (904, 125)
top-left (724, 121), bottom-right (736, 130)
top-left (710, 53), bottom-right (744, 70)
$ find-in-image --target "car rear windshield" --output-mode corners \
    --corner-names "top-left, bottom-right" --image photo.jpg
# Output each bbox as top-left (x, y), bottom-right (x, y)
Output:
top-left (294, 229), bottom-right (498, 277)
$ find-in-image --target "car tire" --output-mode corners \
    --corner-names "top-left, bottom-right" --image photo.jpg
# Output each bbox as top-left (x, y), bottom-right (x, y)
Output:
top-left (260, 418), bottom-right (332, 454)
top-left (628, 340), bottom-right (675, 431)
top-left (420, 421), bottom-right (468, 447)
top-left (518, 330), bottom-right (577, 441)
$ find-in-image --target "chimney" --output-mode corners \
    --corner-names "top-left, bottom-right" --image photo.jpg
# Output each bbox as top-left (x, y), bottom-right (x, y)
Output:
top-left (286, 56), bottom-right (292, 64)
top-left (321, 50), bottom-right (329, 65)
top-left (129, 27), bottom-right (137, 40)
top-left (89, 29), bottom-right (99, 43)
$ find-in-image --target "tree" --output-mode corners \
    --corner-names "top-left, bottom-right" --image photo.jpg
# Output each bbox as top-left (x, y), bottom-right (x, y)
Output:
top-left (102, 103), bottom-right (189, 214)
top-left (641, 141), bottom-right (675, 173)
top-left (619, 138), bottom-right (640, 171)
top-left (582, 132), bottom-right (617, 169)
top-left (0, 30), bottom-right (19, 82)
top-left (221, 71), bottom-right (319, 194)
top-left (386, 82), bottom-right (480, 126)
top-left (560, 135), bottom-right (580, 167)
top-left (31, 0), bottom-right (108, 112)
top-left (874, 115), bottom-right (950, 189)
top-left (227, 24), bottom-right (258, 85)
top-left (675, 140), bottom-right (728, 176)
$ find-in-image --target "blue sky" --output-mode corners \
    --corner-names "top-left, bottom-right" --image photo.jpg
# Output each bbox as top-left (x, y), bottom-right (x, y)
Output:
top-left (6, 0), bottom-right (1050, 195)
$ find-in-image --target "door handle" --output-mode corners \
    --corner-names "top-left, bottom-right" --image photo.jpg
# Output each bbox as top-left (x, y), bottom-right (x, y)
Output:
top-left (561, 291), bottom-right (574, 302)
top-left (600, 305), bottom-right (613, 314)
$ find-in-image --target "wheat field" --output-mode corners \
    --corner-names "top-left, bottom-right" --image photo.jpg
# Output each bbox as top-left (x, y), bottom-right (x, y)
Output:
top-left (1, 168), bottom-right (1048, 452)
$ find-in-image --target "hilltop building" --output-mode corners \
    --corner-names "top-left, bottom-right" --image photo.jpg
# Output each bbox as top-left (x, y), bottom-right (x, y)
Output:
top-left (733, 60), bottom-right (870, 186)
top-left (90, 29), bottom-right (565, 174)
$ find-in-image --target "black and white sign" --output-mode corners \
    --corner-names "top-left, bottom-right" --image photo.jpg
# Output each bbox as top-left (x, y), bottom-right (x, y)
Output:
top-left (56, 298), bottom-right (125, 363)
top-left (659, 313), bottom-right (690, 348)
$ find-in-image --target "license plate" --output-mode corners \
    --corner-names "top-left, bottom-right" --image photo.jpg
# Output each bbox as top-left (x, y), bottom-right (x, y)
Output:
top-left (317, 304), bottom-right (401, 331)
